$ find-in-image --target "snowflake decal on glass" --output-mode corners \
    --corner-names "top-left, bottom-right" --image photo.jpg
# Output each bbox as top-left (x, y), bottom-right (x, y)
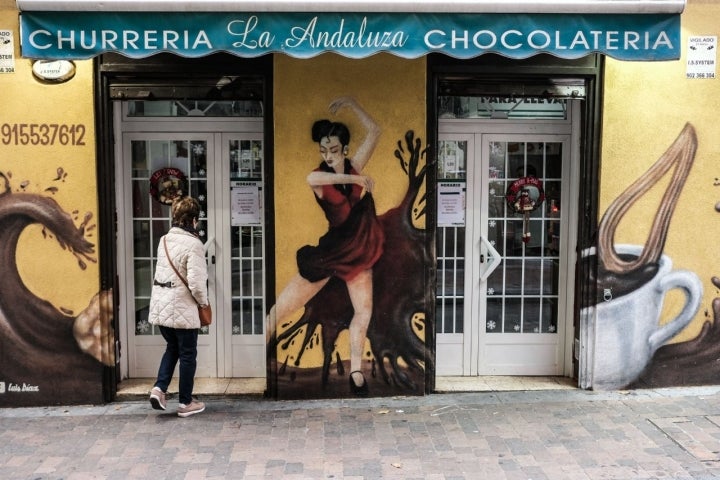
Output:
top-left (198, 194), bottom-right (206, 202)
top-left (200, 325), bottom-right (209, 333)
top-left (489, 220), bottom-right (496, 228)
top-left (487, 288), bottom-right (496, 295)
top-left (136, 320), bottom-right (151, 334)
top-left (489, 187), bottom-right (496, 196)
top-left (192, 143), bottom-right (206, 155)
top-left (486, 320), bottom-right (497, 331)
top-left (198, 229), bottom-right (206, 238)
top-left (513, 324), bottom-right (521, 332)
top-left (548, 325), bottom-right (557, 333)
top-left (198, 168), bottom-right (206, 177)
top-left (233, 325), bottom-right (241, 334)
top-left (533, 327), bottom-right (540, 333)
top-left (199, 210), bottom-right (206, 218)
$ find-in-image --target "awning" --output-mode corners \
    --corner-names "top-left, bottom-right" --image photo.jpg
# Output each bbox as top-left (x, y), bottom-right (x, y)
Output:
top-left (15, 1), bottom-right (687, 14)
top-left (18, 1), bottom-right (684, 61)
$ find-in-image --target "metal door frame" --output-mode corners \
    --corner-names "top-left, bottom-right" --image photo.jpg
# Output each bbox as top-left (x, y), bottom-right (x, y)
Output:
top-left (437, 100), bottom-right (581, 377)
top-left (114, 105), bottom-right (265, 379)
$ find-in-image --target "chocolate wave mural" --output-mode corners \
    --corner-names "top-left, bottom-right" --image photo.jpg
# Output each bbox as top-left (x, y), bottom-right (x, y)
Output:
top-left (0, 171), bottom-right (114, 407)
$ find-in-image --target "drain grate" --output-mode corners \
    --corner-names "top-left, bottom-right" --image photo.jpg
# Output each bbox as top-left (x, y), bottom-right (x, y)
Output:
top-left (650, 416), bottom-right (720, 461)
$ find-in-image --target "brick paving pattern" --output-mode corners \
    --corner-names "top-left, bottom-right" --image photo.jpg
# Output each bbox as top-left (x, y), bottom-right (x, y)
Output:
top-left (2, 387), bottom-right (720, 479)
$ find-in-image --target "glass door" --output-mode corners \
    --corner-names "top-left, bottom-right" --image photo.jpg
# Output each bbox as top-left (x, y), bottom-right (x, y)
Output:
top-left (436, 120), bottom-right (577, 377)
top-left (435, 134), bottom-right (473, 376)
top-left (219, 134), bottom-right (266, 377)
top-left (478, 135), bottom-right (570, 375)
top-left (119, 127), bottom-right (267, 379)
top-left (122, 133), bottom-right (217, 378)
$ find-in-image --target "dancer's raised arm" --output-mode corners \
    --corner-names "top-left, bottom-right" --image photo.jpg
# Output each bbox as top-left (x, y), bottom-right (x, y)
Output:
top-left (329, 96), bottom-right (381, 173)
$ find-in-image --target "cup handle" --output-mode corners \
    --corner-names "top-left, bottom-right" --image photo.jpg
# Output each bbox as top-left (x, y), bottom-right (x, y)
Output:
top-left (648, 270), bottom-right (703, 350)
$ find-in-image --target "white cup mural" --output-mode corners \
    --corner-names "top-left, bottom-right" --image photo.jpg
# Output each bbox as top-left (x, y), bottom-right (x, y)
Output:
top-left (580, 244), bottom-right (702, 390)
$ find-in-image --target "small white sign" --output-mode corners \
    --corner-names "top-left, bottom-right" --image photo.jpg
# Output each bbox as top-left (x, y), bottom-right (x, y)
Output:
top-left (438, 182), bottom-right (466, 227)
top-left (686, 36), bottom-right (716, 79)
top-left (32, 60), bottom-right (76, 82)
top-left (0, 30), bottom-right (15, 74)
top-left (231, 181), bottom-right (263, 226)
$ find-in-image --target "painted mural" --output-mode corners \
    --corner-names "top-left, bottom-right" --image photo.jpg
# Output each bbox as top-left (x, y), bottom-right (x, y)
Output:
top-left (268, 97), bottom-right (431, 399)
top-left (581, 123), bottom-right (719, 390)
top-left (0, 169), bottom-right (114, 406)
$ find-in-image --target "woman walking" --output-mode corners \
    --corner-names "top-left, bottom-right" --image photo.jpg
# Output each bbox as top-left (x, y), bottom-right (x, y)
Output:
top-left (148, 196), bottom-right (209, 417)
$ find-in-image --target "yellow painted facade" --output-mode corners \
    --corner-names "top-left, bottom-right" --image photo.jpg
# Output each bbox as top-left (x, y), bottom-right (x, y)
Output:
top-left (601, 0), bottom-right (720, 342)
top-left (2, 0), bottom-right (719, 400)
top-left (0, 4), bottom-right (98, 315)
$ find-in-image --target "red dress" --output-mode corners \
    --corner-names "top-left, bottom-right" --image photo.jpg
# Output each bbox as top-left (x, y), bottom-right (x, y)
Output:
top-left (296, 165), bottom-right (385, 282)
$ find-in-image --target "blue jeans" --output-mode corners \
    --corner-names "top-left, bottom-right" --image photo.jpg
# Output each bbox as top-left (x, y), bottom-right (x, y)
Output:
top-left (155, 326), bottom-right (198, 405)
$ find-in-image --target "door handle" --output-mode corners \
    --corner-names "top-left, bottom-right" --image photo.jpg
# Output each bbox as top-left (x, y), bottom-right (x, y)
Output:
top-left (479, 235), bottom-right (502, 282)
top-left (204, 236), bottom-right (215, 254)
top-left (205, 236), bottom-right (216, 265)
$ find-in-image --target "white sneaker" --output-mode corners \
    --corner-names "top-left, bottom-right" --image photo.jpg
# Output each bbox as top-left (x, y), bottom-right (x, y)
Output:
top-left (177, 400), bottom-right (205, 417)
top-left (149, 387), bottom-right (166, 411)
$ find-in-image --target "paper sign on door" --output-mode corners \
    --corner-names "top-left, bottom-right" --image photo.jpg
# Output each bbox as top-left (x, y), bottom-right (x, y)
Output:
top-left (231, 181), bottom-right (263, 226)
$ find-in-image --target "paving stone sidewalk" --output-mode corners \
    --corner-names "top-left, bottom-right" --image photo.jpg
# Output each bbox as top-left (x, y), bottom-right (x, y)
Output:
top-left (3, 387), bottom-right (720, 479)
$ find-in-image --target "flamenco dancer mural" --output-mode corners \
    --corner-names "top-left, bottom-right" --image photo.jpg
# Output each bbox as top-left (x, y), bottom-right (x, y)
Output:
top-left (0, 169), bottom-right (114, 407)
top-left (268, 97), bottom-right (432, 399)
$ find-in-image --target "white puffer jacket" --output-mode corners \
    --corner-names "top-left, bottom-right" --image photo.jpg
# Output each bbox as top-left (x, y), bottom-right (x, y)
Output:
top-left (149, 227), bottom-right (209, 329)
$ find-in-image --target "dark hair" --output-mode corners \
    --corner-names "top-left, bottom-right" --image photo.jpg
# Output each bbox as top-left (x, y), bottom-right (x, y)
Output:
top-left (312, 119), bottom-right (350, 146)
top-left (171, 196), bottom-right (200, 228)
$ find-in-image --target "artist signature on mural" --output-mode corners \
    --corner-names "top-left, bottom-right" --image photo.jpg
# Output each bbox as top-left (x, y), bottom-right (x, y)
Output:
top-left (2, 382), bottom-right (40, 393)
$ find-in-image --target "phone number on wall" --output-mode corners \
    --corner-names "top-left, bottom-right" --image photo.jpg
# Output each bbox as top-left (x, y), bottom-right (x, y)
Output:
top-left (1, 123), bottom-right (86, 146)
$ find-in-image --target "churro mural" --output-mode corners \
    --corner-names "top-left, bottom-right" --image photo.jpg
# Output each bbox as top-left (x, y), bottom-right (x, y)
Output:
top-left (268, 97), bottom-right (432, 399)
top-left (0, 170), bottom-right (114, 407)
top-left (581, 123), bottom-right (720, 390)
top-left (580, 124), bottom-right (702, 389)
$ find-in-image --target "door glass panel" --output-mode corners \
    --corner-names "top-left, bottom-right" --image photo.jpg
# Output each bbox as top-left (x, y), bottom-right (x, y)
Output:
top-left (523, 298), bottom-right (541, 333)
top-left (485, 140), bottom-right (562, 335)
top-left (486, 297), bottom-right (502, 332)
top-left (523, 259), bottom-right (543, 295)
top-left (132, 180), bottom-right (150, 217)
top-left (504, 259), bottom-right (523, 295)
top-left (436, 139), bottom-right (468, 335)
top-left (436, 227), bottom-right (465, 334)
top-left (131, 138), bottom-right (209, 337)
top-left (487, 264), bottom-right (503, 298)
top-left (542, 298), bottom-right (558, 333)
top-left (229, 137), bottom-right (266, 338)
top-left (505, 298), bottom-right (522, 333)
top-left (487, 180), bottom-right (506, 217)
top-left (135, 298), bottom-right (151, 335)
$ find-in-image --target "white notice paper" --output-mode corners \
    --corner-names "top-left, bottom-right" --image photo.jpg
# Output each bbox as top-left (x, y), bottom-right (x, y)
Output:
top-left (0, 30), bottom-right (15, 74)
top-left (438, 182), bottom-right (466, 226)
top-left (231, 181), bottom-right (263, 226)
top-left (687, 36), bottom-right (717, 79)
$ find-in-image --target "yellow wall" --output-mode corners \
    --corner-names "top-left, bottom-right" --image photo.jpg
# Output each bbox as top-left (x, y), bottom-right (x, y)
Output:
top-left (0, 3), bottom-right (99, 314)
top-left (601, 0), bottom-right (720, 342)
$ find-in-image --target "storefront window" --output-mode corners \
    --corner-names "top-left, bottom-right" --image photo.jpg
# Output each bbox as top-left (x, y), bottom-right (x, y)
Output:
top-left (438, 96), bottom-right (566, 120)
top-left (127, 100), bottom-right (263, 117)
